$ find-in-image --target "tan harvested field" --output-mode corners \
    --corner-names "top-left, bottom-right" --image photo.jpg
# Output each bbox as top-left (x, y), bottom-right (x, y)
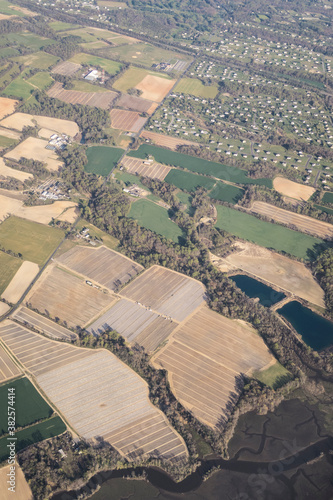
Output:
top-left (0, 342), bottom-right (22, 382)
top-left (0, 321), bottom-right (187, 461)
top-left (0, 158), bottom-right (32, 182)
top-left (273, 177), bottom-right (315, 201)
top-left (4, 137), bottom-right (62, 171)
top-left (57, 206), bottom-right (79, 223)
top-left (27, 265), bottom-right (116, 328)
top-left (88, 298), bottom-right (177, 351)
top-left (15, 200), bottom-right (77, 225)
top-left (211, 241), bottom-right (325, 308)
top-left (0, 302), bottom-right (10, 315)
top-left (121, 265), bottom-right (205, 322)
top-left (56, 245), bottom-right (143, 290)
top-left (153, 306), bottom-right (273, 428)
top-left (140, 130), bottom-right (198, 150)
top-left (251, 201), bottom-right (333, 239)
top-left (12, 306), bottom-right (77, 341)
top-left (122, 156), bottom-right (170, 181)
top-left (135, 75), bottom-right (176, 102)
top-left (110, 109), bottom-right (147, 132)
top-left (0, 192), bottom-right (23, 220)
top-left (0, 126), bottom-right (20, 139)
top-left (51, 60), bottom-right (82, 76)
top-left (117, 94), bottom-right (155, 114)
top-left (0, 112), bottom-right (79, 136)
top-left (0, 464), bottom-right (32, 500)
top-left (0, 97), bottom-right (18, 119)
top-left (47, 82), bottom-right (117, 109)
top-left (2, 261), bottom-right (39, 304)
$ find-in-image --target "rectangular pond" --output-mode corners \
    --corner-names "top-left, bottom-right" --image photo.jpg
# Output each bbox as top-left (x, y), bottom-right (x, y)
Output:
top-left (230, 274), bottom-right (286, 307)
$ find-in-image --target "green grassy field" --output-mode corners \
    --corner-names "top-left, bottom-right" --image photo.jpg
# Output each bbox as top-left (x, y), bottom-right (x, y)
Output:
top-left (0, 251), bottom-right (21, 295)
top-left (27, 72), bottom-right (53, 90)
top-left (85, 146), bottom-right (124, 176)
top-left (215, 206), bottom-right (325, 261)
top-left (0, 135), bottom-right (17, 148)
top-left (13, 52), bottom-right (59, 70)
top-left (5, 32), bottom-right (55, 51)
top-left (75, 221), bottom-right (119, 249)
top-left (0, 416), bottom-right (66, 462)
top-left (69, 53), bottom-right (123, 75)
top-left (314, 204), bottom-right (333, 216)
top-left (128, 145), bottom-right (272, 187)
top-left (254, 362), bottom-right (292, 389)
top-left (175, 78), bottom-right (218, 98)
top-left (0, 0), bottom-right (26, 16)
top-left (128, 199), bottom-right (185, 243)
top-left (0, 216), bottom-right (64, 266)
top-left (71, 80), bottom-right (110, 92)
top-left (322, 192), bottom-right (333, 205)
top-left (115, 170), bottom-right (147, 190)
top-left (113, 66), bottom-right (171, 92)
top-left (0, 47), bottom-right (19, 59)
top-left (209, 181), bottom-right (244, 204)
top-left (49, 21), bottom-right (81, 31)
top-left (165, 169), bottom-right (216, 191)
top-left (2, 75), bottom-right (34, 99)
top-left (0, 378), bottom-right (53, 436)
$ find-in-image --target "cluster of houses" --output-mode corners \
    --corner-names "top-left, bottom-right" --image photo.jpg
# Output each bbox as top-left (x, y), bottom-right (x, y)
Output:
top-left (38, 180), bottom-right (68, 201)
top-left (46, 134), bottom-right (71, 151)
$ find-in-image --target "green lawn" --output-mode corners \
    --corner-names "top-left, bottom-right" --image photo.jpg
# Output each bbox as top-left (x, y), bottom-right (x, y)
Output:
top-left (0, 378), bottom-right (53, 436)
top-left (128, 199), bottom-right (185, 243)
top-left (254, 362), bottom-right (292, 389)
top-left (215, 206), bottom-right (325, 261)
top-left (49, 21), bottom-right (81, 31)
top-left (2, 75), bottom-right (34, 100)
top-left (0, 216), bottom-right (64, 266)
top-left (85, 146), bottom-right (124, 176)
top-left (209, 181), bottom-right (244, 204)
top-left (0, 251), bottom-right (21, 295)
top-left (27, 72), bottom-right (53, 90)
top-left (128, 145), bottom-right (272, 187)
top-left (0, 416), bottom-right (66, 462)
top-left (165, 169), bottom-right (216, 191)
top-left (322, 192), bottom-right (333, 205)
top-left (175, 78), bottom-right (218, 98)
top-left (113, 66), bottom-right (171, 92)
top-left (69, 53), bottom-right (123, 75)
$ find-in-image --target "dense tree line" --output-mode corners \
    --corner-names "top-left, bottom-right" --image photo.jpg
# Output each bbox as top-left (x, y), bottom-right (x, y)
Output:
top-left (314, 248), bottom-right (333, 318)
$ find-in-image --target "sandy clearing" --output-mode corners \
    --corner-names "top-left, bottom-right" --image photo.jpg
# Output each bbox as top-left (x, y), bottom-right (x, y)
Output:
top-left (135, 75), bottom-right (176, 102)
top-left (0, 158), bottom-right (33, 182)
top-left (0, 464), bottom-right (33, 500)
top-left (273, 177), bottom-right (315, 201)
top-left (0, 97), bottom-right (18, 120)
top-left (16, 200), bottom-right (77, 224)
top-left (0, 193), bottom-right (23, 220)
top-left (5, 137), bottom-right (63, 171)
top-left (0, 302), bottom-right (10, 315)
top-left (210, 241), bottom-right (325, 308)
top-left (2, 261), bottom-right (39, 303)
top-left (0, 113), bottom-right (79, 136)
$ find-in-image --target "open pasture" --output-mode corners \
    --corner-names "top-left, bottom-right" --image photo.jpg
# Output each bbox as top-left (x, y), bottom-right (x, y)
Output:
top-left (0, 216), bottom-right (64, 266)
top-left (27, 71), bottom-right (53, 90)
top-left (27, 265), bottom-right (115, 328)
top-left (0, 464), bottom-right (32, 500)
top-left (117, 94), bottom-right (156, 114)
top-left (136, 75), bottom-right (176, 102)
top-left (110, 109), bottom-right (147, 132)
top-left (47, 82), bottom-right (117, 109)
top-left (122, 156), bottom-right (170, 181)
top-left (13, 52), bottom-right (59, 70)
top-left (175, 78), bottom-right (218, 98)
top-left (56, 245), bottom-right (143, 291)
top-left (273, 177), bottom-right (315, 201)
top-left (85, 146), bottom-right (124, 176)
top-left (209, 181), bottom-right (244, 204)
top-left (153, 306), bottom-right (273, 428)
top-left (0, 126), bottom-right (20, 139)
top-left (165, 169), bottom-right (216, 192)
top-left (2, 74), bottom-right (34, 100)
top-left (0, 343), bottom-right (21, 383)
top-left (1, 112), bottom-right (79, 136)
top-left (140, 130), bottom-right (197, 150)
top-left (15, 200), bottom-right (78, 225)
top-left (0, 191), bottom-right (23, 220)
top-left (0, 251), bottom-right (21, 295)
top-left (4, 137), bottom-right (63, 171)
top-left (0, 96), bottom-right (17, 119)
top-left (0, 322), bottom-right (187, 460)
top-left (12, 306), bottom-right (77, 341)
top-left (113, 66), bottom-right (172, 93)
top-left (4, 32), bottom-right (55, 51)
top-left (69, 53), bottom-right (123, 75)
top-left (87, 298), bottom-right (177, 352)
top-left (121, 265), bottom-right (205, 322)
top-left (2, 260), bottom-right (38, 304)
top-left (215, 206), bottom-right (325, 261)
top-left (251, 201), bottom-right (333, 239)
top-left (128, 199), bottom-right (185, 243)
top-left (51, 60), bottom-right (81, 76)
top-left (0, 134), bottom-right (16, 148)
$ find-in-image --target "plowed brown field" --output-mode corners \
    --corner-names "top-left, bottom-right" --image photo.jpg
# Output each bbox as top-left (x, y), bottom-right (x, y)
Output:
top-left (122, 156), bottom-right (170, 181)
top-left (110, 109), bottom-right (147, 132)
top-left (47, 82), bottom-right (117, 109)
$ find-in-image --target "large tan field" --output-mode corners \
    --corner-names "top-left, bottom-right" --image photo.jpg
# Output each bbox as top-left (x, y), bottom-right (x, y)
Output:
top-left (26, 264), bottom-right (116, 328)
top-left (110, 109), bottom-right (147, 132)
top-left (153, 306), bottom-right (273, 429)
top-left (0, 192), bottom-right (23, 220)
top-left (0, 342), bottom-right (22, 382)
top-left (0, 464), bottom-right (32, 500)
top-left (0, 97), bottom-right (18, 120)
top-left (122, 156), bottom-right (170, 181)
top-left (12, 306), bottom-right (77, 341)
top-left (0, 126), bottom-right (20, 139)
top-left (117, 94), bottom-right (157, 114)
top-left (273, 177), bottom-right (315, 201)
top-left (121, 265), bottom-right (205, 322)
top-left (15, 200), bottom-right (78, 225)
top-left (0, 321), bottom-right (187, 461)
top-left (0, 302), bottom-right (10, 315)
top-left (57, 206), bottom-right (79, 223)
top-left (141, 130), bottom-right (197, 150)
top-left (47, 82), bottom-right (117, 109)
top-left (135, 75), bottom-right (176, 102)
top-left (2, 261), bottom-right (39, 304)
top-left (4, 137), bottom-right (63, 171)
top-left (0, 158), bottom-right (32, 182)
top-left (210, 241), bottom-right (325, 308)
top-left (0, 112), bottom-right (79, 136)
top-left (56, 245), bottom-right (143, 291)
top-left (251, 201), bottom-right (333, 239)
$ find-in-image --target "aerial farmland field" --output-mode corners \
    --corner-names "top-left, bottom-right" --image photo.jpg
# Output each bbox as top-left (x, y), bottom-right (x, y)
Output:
top-left (175, 78), bottom-right (218, 98)
top-left (12, 306), bottom-right (77, 341)
top-left (0, 216), bottom-right (64, 266)
top-left (113, 66), bottom-right (173, 92)
top-left (110, 109), bottom-right (147, 132)
top-left (0, 251), bottom-right (21, 294)
top-left (122, 156), bottom-right (170, 181)
top-left (85, 146), bottom-right (124, 176)
top-left (273, 177), bottom-right (315, 201)
top-left (4, 137), bottom-right (63, 171)
top-left (0, 344), bottom-right (21, 383)
top-left (209, 181), bottom-right (244, 204)
top-left (47, 82), bottom-right (117, 109)
top-left (69, 52), bottom-right (123, 75)
top-left (140, 130), bottom-right (196, 150)
top-left (0, 96), bottom-right (17, 119)
top-left (2, 261), bottom-right (39, 304)
top-left (165, 169), bottom-right (216, 192)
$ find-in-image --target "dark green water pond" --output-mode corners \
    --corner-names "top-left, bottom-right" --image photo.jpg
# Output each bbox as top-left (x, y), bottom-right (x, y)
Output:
top-left (230, 274), bottom-right (286, 307)
top-left (277, 300), bottom-right (333, 351)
